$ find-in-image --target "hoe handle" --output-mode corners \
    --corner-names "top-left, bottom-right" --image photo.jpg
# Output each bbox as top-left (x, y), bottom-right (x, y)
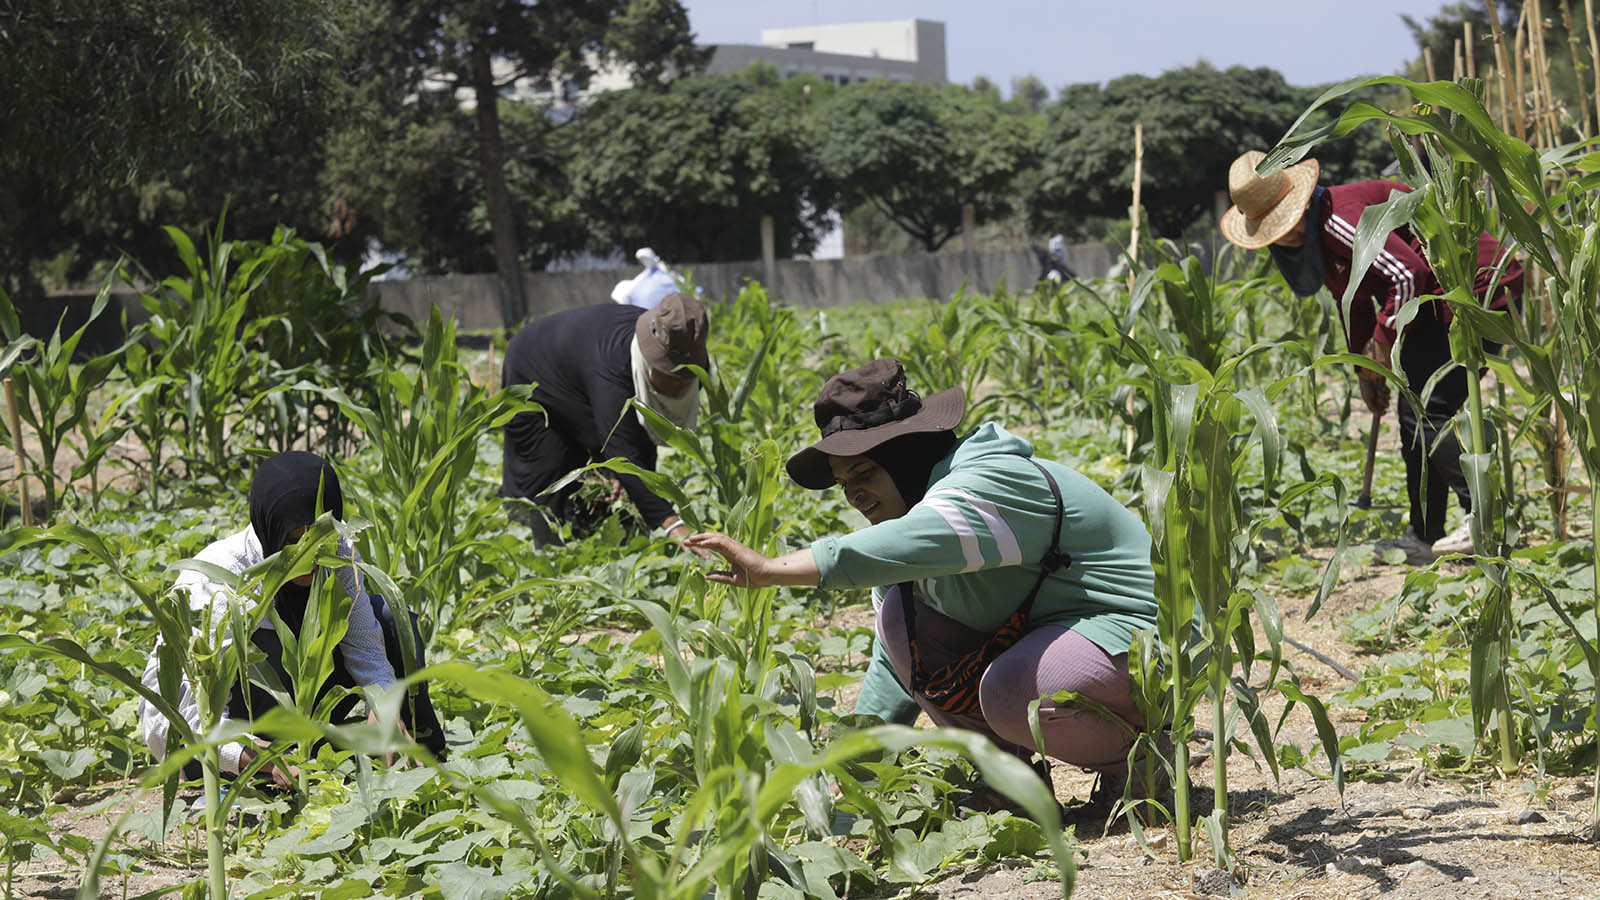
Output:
top-left (1356, 410), bottom-right (1381, 509)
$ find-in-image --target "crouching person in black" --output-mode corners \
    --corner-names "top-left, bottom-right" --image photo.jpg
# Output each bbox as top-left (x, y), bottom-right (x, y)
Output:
top-left (500, 293), bottom-right (712, 555)
top-left (137, 452), bottom-right (447, 790)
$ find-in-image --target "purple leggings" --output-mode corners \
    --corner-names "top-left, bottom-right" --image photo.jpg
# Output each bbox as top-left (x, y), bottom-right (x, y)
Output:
top-left (876, 585), bottom-right (1142, 774)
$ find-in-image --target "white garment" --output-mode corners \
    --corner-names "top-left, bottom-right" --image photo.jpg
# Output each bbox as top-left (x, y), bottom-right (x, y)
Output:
top-left (137, 526), bottom-right (396, 773)
top-left (621, 268), bottom-right (680, 310)
top-left (629, 336), bottom-right (701, 446)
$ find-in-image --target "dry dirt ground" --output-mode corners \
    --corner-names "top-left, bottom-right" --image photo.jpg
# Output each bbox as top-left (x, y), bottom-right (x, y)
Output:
top-left (13, 555), bottom-right (1600, 898)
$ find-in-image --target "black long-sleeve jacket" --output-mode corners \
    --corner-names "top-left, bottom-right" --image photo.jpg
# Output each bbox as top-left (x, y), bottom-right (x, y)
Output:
top-left (502, 304), bottom-right (674, 526)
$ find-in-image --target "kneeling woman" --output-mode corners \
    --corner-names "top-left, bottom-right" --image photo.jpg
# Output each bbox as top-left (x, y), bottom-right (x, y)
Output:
top-left (138, 452), bottom-right (446, 788)
top-left (687, 360), bottom-right (1158, 811)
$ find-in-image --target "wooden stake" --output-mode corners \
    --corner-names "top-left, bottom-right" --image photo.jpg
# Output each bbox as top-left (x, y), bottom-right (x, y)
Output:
top-left (1484, 0), bottom-right (1527, 140)
top-left (1124, 121), bottom-right (1144, 456)
top-left (1587, 0), bottom-right (1600, 139)
top-left (1486, 3), bottom-right (1514, 131)
top-left (1425, 46), bottom-right (1438, 81)
top-left (4, 376), bottom-right (30, 527)
top-left (486, 334), bottom-right (498, 388)
top-left (1127, 122), bottom-right (1143, 294)
top-left (1534, 5), bottom-right (1560, 149)
top-left (1527, 2), bottom-right (1547, 147)
top-left (1465, 20), bottom-right (1477, 78)
top-left (1454, 38), bottom-right (1465, 80)
top-left (1560, 0), bottom-right (1591, 138)
top-left (1513, 4), bottom-right (1530, 140)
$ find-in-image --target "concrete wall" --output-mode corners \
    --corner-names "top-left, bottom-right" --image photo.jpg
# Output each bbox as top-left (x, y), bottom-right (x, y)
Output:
top-left (373, 242), bottom-right (1119, 335)
top-left (20, 242), bottom-right (1119, 354)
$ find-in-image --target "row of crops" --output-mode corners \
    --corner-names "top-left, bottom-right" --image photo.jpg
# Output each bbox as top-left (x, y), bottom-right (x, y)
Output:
top-left (0, 76), bottom-right (1597, 898)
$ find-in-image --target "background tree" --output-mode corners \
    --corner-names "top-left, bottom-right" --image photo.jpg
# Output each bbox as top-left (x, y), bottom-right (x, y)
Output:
top-left (1009, 74), bottom-right (1051, 114)
top-left (0, 0), bottom-right (352, 299)
top-left (1028, 63), bottom-right (1394, 241)
top-left (364, 0), bottom-right (706, 326)
top-left (816, 81), bottom-right (1036, 252)
top-left (565, 74), bottom-right (837, 262)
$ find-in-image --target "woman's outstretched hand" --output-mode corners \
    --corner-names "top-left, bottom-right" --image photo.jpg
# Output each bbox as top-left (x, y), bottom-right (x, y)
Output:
top-left (684, 533), bottom-right (822, 589)
top-left (684, 532), bottom-right (769, 587)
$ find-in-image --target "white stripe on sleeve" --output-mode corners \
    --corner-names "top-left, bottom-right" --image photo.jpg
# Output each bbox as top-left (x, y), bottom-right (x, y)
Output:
top-left (926, 487), bottom-right (1022, 566)
top-left (921, 497), bottom-right (985, 573)
top-left (1325, 213), bottom-right (1415, 321)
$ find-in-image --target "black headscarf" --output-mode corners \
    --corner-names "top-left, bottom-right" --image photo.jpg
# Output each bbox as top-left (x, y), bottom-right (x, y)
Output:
top-left (1268, 185), bottom-right (1330, 297)
top-left (249, 452), bottom-right (344, 631)
top-left (863, 430), bottom-right (959, 508)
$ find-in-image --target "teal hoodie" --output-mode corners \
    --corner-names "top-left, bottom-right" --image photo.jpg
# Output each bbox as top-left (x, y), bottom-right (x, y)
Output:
top-left (810, 423), bottom-right (1158, 722)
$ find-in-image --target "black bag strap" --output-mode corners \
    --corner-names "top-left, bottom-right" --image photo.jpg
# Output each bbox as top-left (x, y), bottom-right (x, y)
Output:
top-left (1015, 458), bottom-right (1070, 620)
top-left (900, 458), bottom-right (1070, 690)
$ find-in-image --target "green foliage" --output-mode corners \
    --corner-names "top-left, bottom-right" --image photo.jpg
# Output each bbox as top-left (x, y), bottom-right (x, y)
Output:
top-left (1265, 70), bottom-right (1600, 821)
top-left (567, 75), bottom-right (839, 261)
top-left (1029, 64), bottom-right (1396, 240)
top-left (3, 189), bottom-right (1597, 896)
top-left (815, 81), bottom-right (1037, 252)
top-left (0, 0), bottom-right (357, 299)
top-left (0, 278), bottom-right (128, 515)
top-left (295, 307), bottom-right (536, 638)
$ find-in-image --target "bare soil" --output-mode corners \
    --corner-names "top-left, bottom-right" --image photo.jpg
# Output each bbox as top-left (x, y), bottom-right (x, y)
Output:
top-left (10, 784), bottom-right (204, 899)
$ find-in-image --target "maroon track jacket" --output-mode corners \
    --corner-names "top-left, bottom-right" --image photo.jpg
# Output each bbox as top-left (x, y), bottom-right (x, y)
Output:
top-left (1316, 180), bottom-right (1522, 352)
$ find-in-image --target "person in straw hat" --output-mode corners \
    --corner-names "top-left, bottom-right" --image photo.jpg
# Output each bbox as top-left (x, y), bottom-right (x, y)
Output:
top-left (1220, 151), bottom-right (1522, 563)
top-left (686, 359), bottom-right (1161, 820)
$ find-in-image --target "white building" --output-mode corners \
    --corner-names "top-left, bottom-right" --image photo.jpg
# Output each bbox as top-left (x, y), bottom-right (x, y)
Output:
top-left (706, 19), bottom-right (947, 86)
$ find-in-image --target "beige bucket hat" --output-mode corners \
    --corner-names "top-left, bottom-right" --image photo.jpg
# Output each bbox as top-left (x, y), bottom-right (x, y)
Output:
top-left (1219, 151), bottom-right (1321, 249)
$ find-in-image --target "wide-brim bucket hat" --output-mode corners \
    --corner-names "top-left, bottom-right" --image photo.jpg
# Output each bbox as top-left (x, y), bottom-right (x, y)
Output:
top-left (635, 292), bottom-right (711, 373)
top-left (1219, 151), bottom-right (1320, 250)
top-left (785, 358), bottom-right (965, 490)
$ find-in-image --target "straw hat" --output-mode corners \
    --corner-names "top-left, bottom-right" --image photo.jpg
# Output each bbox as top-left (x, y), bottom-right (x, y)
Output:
top-left (785, 359), bottom-right (965, 490)
top-left (1219, 151), bottom-right (1320, 249)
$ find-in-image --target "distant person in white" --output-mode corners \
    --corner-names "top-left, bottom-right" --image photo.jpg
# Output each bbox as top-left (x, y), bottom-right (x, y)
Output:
top-left (612, 247), bottom-right (683, 310)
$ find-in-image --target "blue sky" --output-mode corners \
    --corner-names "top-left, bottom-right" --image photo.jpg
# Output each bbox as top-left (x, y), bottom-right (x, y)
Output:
top-left (682, 1), bottom-right (1454, 92)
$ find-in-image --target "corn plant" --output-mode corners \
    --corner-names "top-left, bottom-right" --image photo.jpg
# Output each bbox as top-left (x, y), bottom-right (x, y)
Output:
top-left (293, 306), bottom-right (537, 638)
top-left (130, 217), bottom-right (294, 482)
top-left (245, 230), bottom-right (411, 456)
top-left (0, 280), bottom-right (128, 517)
top-left (1264, 74), bottom-right (1600, 796)
top-left (1072, 259), bottom-right (1348, 865)
top-left (878, 290), bottom-right (1010, 424)
top-left (1, 513), bottom-right (374, 899)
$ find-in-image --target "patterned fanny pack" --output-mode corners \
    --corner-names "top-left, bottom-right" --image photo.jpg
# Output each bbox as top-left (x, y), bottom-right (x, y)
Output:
top-left (900, 459), bottom-right (1069, 717)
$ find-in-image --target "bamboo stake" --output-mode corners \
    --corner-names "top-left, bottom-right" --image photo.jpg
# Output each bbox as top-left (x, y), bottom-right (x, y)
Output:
top-left (1586, 0), bottom-right (1600, 137)
top-left (1125, 122), bottom-right (1144, 456)
top-left (1128, 122), bottom-right (1143, 294)
top-left (1454, 38), bottom-right (1465, 80)
top-left (1527, 2), bottom-right (1549, 148)
top-left (1488, 5), bottom-right (1514, 131)
top-left (1466, 20), bottom-right (1477, 78)
top-left (1513, 5), bottom-right (1530, 140)
top-left (1560, 0), bottom-right (1591, 138)
top-left (1425, 46), bottom-right (1438, 82)
top-left (1533, 1), bottom-right (1560, 149)
top-left (1485, 0), bottom-right (1527, 139)
top-left (4, 376), bottom-right (30, 527)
